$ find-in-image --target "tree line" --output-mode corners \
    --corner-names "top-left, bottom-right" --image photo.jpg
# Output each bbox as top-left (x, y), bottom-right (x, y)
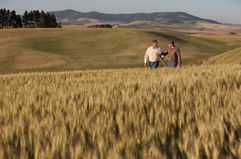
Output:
top-left (0, 9), bottom-right (61, 29)
top-left (88, 24), bottom-right (112, 28)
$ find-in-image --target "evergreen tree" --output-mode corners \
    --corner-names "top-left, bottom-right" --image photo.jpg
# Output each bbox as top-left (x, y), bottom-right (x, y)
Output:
top-left (0, 9), bottom-right (60, 29)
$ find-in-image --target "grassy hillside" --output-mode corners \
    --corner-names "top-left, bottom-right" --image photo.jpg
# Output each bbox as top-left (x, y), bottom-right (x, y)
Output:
top-left (122, 20), bottom-right (198, 30)
top-left (0, 64), bottom-right (240, 158)
top-left (212, 47), bottom-right (241, 64)
top-left (201, 47), bottom-right (241, 65)
top-left (0, 28), bottom-right (240, 74)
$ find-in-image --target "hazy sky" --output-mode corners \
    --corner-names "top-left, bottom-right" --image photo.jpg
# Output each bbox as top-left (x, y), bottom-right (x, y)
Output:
top-left (1, 0), bottom-right (241, 24)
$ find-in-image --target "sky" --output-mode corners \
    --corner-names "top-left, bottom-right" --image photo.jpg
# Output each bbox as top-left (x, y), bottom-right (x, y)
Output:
top-left (1, 0), bottom-right (241, 24)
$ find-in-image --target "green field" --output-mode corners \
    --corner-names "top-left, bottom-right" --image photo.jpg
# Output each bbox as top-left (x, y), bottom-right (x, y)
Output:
top-left (0, 28), bottom-right (241, 73)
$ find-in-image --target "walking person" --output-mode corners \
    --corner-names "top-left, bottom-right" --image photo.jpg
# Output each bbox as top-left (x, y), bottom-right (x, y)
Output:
top-left (144, 40), bottom-right (163, 69)
top-left (162, 41), bottom-right (182, 68)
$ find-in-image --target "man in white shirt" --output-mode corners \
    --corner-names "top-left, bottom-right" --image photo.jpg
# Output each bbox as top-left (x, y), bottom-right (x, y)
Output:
top-left (144, 40), bottom-right (163, 69)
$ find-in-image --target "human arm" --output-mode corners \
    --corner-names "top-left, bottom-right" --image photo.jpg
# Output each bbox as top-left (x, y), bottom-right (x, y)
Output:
top-left (160, 50), bottom-right (167, 60)
top-left (177, 48), bottom-right (182, 67)
top-left (144, 49), bottom-right (149, 67)
top-left (161, 50), bottom-right (168, 56)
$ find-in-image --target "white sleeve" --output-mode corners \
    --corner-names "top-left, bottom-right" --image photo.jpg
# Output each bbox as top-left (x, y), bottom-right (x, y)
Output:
top-left (158, 48), bottom-right (162, 55)
top-left (144, 48), bottom-right (149, 64)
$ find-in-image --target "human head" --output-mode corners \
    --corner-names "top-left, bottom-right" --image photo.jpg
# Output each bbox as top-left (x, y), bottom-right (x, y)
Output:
top-left (168, 40), bottom-right (175, 48)
top-left (152, 40), bottom-right (158, 48)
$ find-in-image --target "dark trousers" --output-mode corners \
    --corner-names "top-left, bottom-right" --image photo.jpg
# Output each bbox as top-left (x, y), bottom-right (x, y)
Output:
top-left (168, 60), bottom-right (178, 68)
top-left (149, 61), bottom-right (160, 69)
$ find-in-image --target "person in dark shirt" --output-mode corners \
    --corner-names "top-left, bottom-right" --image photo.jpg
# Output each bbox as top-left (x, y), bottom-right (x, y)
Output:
top-left (162, 41), bottom-right (182, 68)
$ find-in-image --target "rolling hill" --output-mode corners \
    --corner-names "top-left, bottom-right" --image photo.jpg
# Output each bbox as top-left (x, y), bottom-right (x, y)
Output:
top-left (1, 28), bottom-right (241, 74)
top-left (51, 10), bottom-right (219, 26)
top-left (202, 47), bottom-right (241, 64)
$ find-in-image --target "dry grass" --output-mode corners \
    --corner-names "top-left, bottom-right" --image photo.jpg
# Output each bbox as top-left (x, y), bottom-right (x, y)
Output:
top-left (0, 28), bottom-right (241, 74)
top-left (0, 64), bottom-right (240, 159)
top-left (201, 47), bottom-right (241, 65)
top-left (212, 47), bottom-right (241, 64)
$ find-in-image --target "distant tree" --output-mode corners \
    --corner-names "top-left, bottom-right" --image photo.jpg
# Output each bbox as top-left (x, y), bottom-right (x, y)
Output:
top-left (229, 32), bottom-right (237, 35)
top-left (22, 10), bottom-right (60, 28)
top-left (0, 9), bottom-right (60, 29)
top-left (0, 8), bottom-right (22, 29)
top-left (0, 9), bottom-right (3, 29)
top-left (16, 15), bottom-right (23, 28)
top-left (88, 24), bottom-right (112, 28)
top-left (43, 12), bottom-right (59, 28)
top-left (6, 9), bottom-right (10, 28)
top-left (22, 10), bottom-right (30, 28)
top-left (31, 10), bottom-right (41, 27)
top-left (39, 11), bottom-right (46, 28)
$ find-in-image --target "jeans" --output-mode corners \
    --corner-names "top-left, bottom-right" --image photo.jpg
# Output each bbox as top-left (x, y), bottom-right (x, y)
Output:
top-left (168, 60), bottom-right (178, 68)
top-left (149, 61), bottom-right (160, 69)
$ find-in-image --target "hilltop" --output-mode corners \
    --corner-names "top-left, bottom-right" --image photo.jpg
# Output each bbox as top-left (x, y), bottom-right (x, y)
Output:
top-left (51, 9), bottom-right (219, 27)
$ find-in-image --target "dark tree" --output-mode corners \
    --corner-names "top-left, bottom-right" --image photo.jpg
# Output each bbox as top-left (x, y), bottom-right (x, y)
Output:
top-left (0, 9), bottom-right (23, 29)
top-left (22, 10), bottom-right (60, 28)
top-left (0, 9), bottom-right (60, 29)
top-left (88, 24), bottom-right (113, 28)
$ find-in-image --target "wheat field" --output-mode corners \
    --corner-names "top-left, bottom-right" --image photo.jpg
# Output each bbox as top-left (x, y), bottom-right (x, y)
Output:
top-left (0, 64), bottom-right (240, 159)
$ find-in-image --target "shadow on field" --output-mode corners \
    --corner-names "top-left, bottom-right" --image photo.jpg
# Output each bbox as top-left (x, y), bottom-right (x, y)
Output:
top-left (147, 31), bottom-right (187, 44)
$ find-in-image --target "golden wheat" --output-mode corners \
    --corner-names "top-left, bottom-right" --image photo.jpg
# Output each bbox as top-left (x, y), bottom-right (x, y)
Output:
top-left (0, 64), bottom-right (240, 159)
